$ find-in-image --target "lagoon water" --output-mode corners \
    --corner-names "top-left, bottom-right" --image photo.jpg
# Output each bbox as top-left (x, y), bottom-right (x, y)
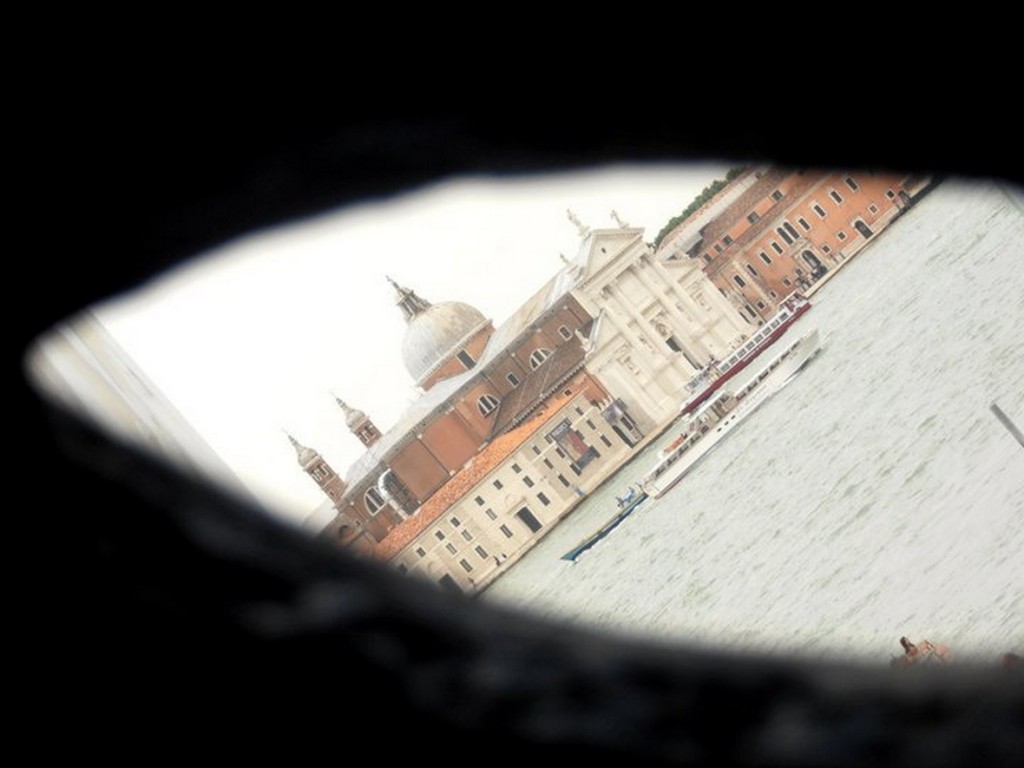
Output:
top-left (483, 178), bottom-right (1024, 665)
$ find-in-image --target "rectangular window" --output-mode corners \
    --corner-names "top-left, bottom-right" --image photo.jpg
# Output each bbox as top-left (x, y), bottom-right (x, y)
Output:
top-left (776, 226), bottom-right (793, 245)
top-left (435, 531), bottom-right (445, 540)
top-left (829, 189), bottom-right (843, 204)
top-left (771, 189), bottom-right (783, 201)
top-left (558, 325), bottom-right (572, 340)
top-left (574, 406), bottom-right (584, 416)
top-left (397, 564), bottom-right (408, 575)
top-left (537, 492), bottom-right (550, 506)
top-left (558, 474), bottom-right (570, 487)
top-left (798, 217), bottom-right (811, 230)
top-left (543, 458), bottom-right (554, 469)
top-left (461, 530), bottom-right (473, 541)
top-left (523, 476), bottom-right (535, 488)
top-left (746, 264), bottom-right (758, 276)
top-left (747, 212), bottom-right (760, 223)
top-left (714, 243), bottom-right (723, 254)
top-left (868, 204), bottom-right (878, 214)
top-left (416, 547), bottom-right (426, 558)
top-left (475, 496), bottom-right (485, 506)
top-left (475, 545), bottom-right (488, 559)
top-left (704, 254), bottom-right (712, 264)
top-left (460, 559), bottom-right (473, 572)
top-left (757, 301), bottom-right (766, 309)
top-left (445, 542), bottom-right (457, 554)
top-left (844, 175), bottom-right (859, 191)
top-left (457, 350), bottom-right (475, 369)
top-left (506, 372), bottom-right (519, 387)
top-left (555, 448), bottom-right (565, 458)
top-left (485, 508), bottom-right (497, 520)
top-left (500, 524), bottom-right (514, 538)
top-left (837, 231), bottom-right (847, 241)
top-left (771, 241), bottom-right (783, 254)
top-left (722, 234), bottom-right (733, 246)
top-left (886, 189), bottom-right (896, 199)
top-left (450, 516), bottom-right (461, 527)
top-left (783, 277), bottom-right (792, 286)
top-left (759, 251), bottom-right (772, 265)
top-left (511, 463), bottom-right (521, 473)
top-left (813, 203), bottom-right (827, 218)
top-left (734, 275), bottom-right (746, 288)
top-left (532, 445), bottom-right (541, 455)
top-left (585, 419), bottom-right (596, 430)
top-left (493, 479), bottom-right (503, 490)
top-left (600, 434), bottom-right (612, 447)
top-left (822, 244), bottom-right (832, 254)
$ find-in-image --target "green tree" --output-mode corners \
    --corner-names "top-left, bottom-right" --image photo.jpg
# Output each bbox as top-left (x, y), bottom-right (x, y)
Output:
top-left (653, 167), bottom-right (747, 249)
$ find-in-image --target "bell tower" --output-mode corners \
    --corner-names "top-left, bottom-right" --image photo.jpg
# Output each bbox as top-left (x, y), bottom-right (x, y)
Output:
top-left (335, 395), bottom-right (381, 448)
top-left (286, 432), bottom-right (346, 505)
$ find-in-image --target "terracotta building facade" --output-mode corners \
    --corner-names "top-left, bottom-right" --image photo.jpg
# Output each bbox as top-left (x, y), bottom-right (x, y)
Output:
top-left (657, 167), bottom-right (932, 322)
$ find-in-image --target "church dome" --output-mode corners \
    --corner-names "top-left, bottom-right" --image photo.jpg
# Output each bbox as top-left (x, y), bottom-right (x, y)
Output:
top-left (402, 300), bottom-right (488, 383)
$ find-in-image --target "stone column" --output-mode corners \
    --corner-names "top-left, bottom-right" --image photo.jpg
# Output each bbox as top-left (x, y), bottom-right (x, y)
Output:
top-left (630, 260), bottom-right (707, 367)
top-left (597, 289), bottom-right (674, 402)
top-left (651, 255), bottom-right (745, 350)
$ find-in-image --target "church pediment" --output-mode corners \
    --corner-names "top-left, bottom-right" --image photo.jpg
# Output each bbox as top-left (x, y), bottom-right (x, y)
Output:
top-left (577, 228), bottom-right (645, 283)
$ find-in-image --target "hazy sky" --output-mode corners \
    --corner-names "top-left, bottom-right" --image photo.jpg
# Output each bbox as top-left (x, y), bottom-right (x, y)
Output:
top-left (94, 162), bottom-right (734, 524)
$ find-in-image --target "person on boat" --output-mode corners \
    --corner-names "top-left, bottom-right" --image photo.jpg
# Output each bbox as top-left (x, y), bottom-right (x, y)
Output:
top-left (891, 636), bottom-right (952, 667)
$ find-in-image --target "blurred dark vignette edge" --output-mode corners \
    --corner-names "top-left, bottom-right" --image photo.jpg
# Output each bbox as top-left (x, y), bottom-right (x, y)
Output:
top-left (19, 107), bottom-right (1023, 766)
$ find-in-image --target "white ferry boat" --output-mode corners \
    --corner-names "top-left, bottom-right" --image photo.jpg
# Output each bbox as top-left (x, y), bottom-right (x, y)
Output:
top-left (680, 293), bottom-right (811, 417)
top-left (640, 328), bottom-right (821, 499)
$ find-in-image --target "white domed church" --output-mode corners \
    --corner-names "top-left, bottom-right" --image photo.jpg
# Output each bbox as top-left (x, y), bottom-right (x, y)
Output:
top-left (289, 213), bottom-right (752, 593)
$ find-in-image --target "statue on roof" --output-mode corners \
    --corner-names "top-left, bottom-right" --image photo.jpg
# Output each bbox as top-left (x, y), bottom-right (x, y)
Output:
top-left (567, 209), bottom-right (590, 238)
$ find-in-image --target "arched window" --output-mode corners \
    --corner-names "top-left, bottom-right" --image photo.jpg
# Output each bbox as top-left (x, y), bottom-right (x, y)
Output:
top-left (478, 393), bottom-right (500, 417)
top-left (365, 487), bottom-right (385, 515)
top-left (529, 348), bottom-right (552, 369)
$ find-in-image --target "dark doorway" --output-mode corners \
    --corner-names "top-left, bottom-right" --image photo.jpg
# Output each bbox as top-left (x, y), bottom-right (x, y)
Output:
top-left (516, 507), bottom-right (543, 533)
top-left (854, 220), bottom-right (874, 238)
top-left (438, 574), bottom-right (461, 593)
top-left (802, 250), bottom-right (828, 280)
top-left (801, 250), bottom-right (823, 270)
top-left (612, 425), bottom-right (635, 447)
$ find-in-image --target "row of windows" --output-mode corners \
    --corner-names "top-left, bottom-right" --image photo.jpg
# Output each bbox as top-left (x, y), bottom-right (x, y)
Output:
top-left (472, 340), bottom-right (569, 416)
top-left (683, 178), bottom-right (862, 279)
top-left (409, 508), bottom-right (521, 577)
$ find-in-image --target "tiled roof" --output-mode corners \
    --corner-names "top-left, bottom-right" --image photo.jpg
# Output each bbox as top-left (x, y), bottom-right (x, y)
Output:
top-left (655, 168), bottom-right (760, 250)
top-left (696, 167), bottom-right (793, 245)
top-left (373, 386), bottom-right (579, 561)
top-left (491, 335), bottom-right (588, 434)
